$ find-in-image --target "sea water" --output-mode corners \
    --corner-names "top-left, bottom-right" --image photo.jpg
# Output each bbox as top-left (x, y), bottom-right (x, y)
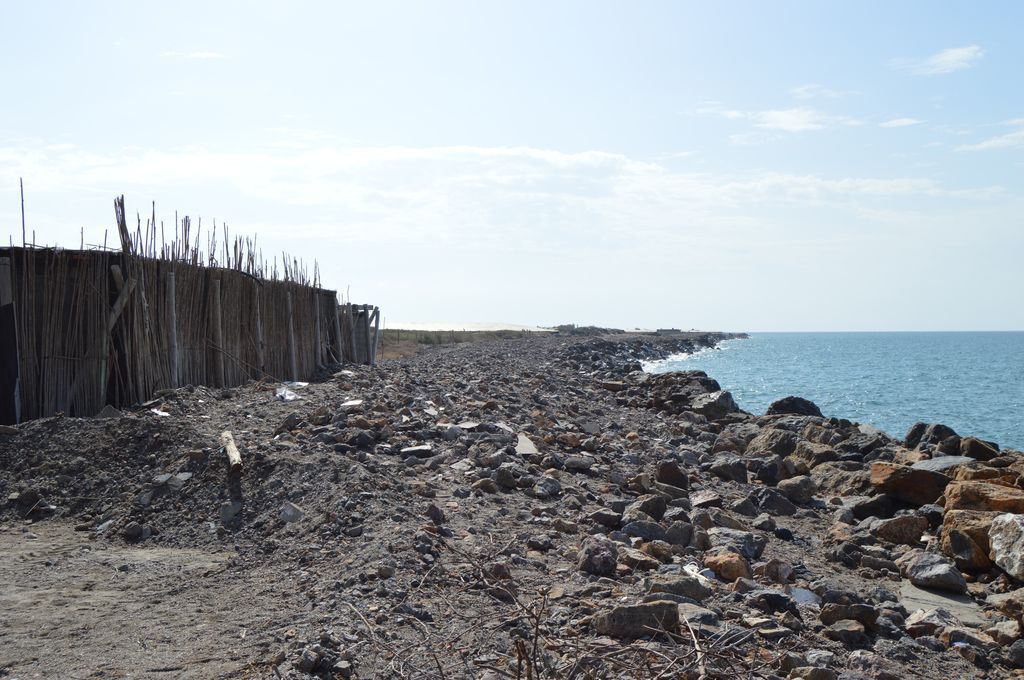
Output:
top-left (646, 332), bottom-right (1024, 450)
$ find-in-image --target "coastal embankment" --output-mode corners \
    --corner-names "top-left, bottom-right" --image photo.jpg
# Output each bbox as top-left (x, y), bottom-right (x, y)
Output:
top-left (0, 331), bottom-right (1020, 678)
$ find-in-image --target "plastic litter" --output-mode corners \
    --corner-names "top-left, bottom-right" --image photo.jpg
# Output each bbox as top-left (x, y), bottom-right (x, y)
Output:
top-left (275, 385), bottom-right (301, 401)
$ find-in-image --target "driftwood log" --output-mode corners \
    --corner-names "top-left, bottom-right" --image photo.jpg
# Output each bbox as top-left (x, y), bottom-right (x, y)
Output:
top-left (220, 431), bottom-right (242, 472)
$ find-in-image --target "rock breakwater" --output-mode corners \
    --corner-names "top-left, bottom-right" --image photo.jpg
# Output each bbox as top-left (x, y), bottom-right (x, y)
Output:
top-left (0, 331), bottom-right (1020, 678)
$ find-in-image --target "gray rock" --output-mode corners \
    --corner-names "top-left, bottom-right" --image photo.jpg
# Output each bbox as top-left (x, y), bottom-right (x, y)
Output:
top-left (578, 536), bottom-right (618, 576)
top-left (988, 513), bottom-right (1024, 580)
top-left (280, 501), bottom-right (305, 523)
top-left (707, 527), bottom-right (766, 559)
top-left (766, 396), bottom-right (822, 418)
top-left (665, 521), bottom-right (693, 547)
top-left (904, 552), bottom-right (967, 593)
top-left (910, 456), bottom-right (974, 473)
top-left (757, 488), bottom-right (797, 516)
top-left (1008, 639), bottom-right (1024, 669)
top-left (622, 521), bottom-right (667, 542)
top-left (592, 601), bottom-right (679, 638)
top-left (655, 460), bottom-right (689, 489)
top-left (709, 455), bottom-right (747, 483)
top-left (219, 501), bottom-right (242, 524)
top-left (627, 494), bottom-right (668, 521)
top-left (824, 619), bottom-right (867, 645)
top-left (690, 391), bottom-right (738, 420)
top-left (647, 575), bottom-right (711, 602)
top-left (746, 428), bottom-right (798, 457)
top-left (777, 475), bottom-right (816, 504)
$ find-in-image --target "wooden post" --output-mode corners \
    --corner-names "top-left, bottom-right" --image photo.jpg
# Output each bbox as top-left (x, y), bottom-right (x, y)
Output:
top-left (166, 270), bottom-right (178, 388)
top-left (332, 298), bottom-right (343, 364)
top-left (0, 257), bottom-right (12, 304)
top-left (211, 278), bottom-right (225, 388)
top-left (253, 282), bottom-right (264, 378)
top-left (287, 290), bottom-right (298, 381)
top-left (314, 292), bottom-right (323, 367)
top-left (345, 302), bottom-right (356, 364)
top-left (361, 304), bottom-right (370, 364)
top-left (0, 256), bottom-right (20, 423)
top-left (370, 306), bottom-right (381, 365)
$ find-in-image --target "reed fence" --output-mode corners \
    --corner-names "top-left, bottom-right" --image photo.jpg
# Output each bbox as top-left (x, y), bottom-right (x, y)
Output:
top-left (0, 196), bottom-right (380, 424)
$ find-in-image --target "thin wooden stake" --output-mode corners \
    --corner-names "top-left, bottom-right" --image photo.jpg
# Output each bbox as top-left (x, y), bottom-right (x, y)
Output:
top-left (166, 270), bottom-right (178, 388)
top-left (211, 278), bottom-right (225, 388)
top-left (286, 290), bottom-right (298, 381)
top-left (253, 281), bottom-right (264, 377)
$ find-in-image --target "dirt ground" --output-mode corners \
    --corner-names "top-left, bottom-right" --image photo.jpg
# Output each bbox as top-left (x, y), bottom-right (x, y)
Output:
top-left (0, 522), bottom-right (299, 679)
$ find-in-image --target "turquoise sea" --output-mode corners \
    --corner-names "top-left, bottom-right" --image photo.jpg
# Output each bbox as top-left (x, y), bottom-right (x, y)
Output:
top-left (647, 332), bottom-right (1024, 450)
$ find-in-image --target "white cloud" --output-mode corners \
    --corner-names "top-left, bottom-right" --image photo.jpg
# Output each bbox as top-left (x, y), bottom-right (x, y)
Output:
top-left (698, 104), bottom-right (861, 132)
top-left (957, 120), bottom-right (1024, 151)
top-left (880, 118), bottom-right (923, 128)
top-left (892, 45), bottom-right (984, 75)
top-left (161, 50), bottom-right (228, 60)
top-left (790, 84), bottom-right (858, 100)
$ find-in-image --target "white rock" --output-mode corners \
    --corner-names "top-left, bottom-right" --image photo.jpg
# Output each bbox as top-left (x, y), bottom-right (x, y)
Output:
top-left (990, 513), bottom-right (1024, 580)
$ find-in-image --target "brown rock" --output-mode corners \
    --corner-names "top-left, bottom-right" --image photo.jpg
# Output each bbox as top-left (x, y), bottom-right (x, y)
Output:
top-left (961, 437), bottom-right (999, 461)
top-left (811, 462), bottom-right (872, 496)
top-left (704, 552), bottom-right (752, 582)
top-left (619, 547), bottom-right (661, 571)
top-left (655, 460), bottom-right (689, 489)
top-left (952, 466), bottom-right (1015, 483)
top-left (745, 428), bottom-right (798, 458)
top-left (941, 509), bottom-right (997, 553)
top-left (944, 480), bottom-right (1024, 513)
top-left (873, 515), bottom-right (928, 545)
top-left (870, 462), bottom-right (950, 506)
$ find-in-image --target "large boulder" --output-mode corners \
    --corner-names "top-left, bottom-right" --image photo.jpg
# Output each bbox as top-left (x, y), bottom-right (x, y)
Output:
top-left (690, 390), bottom-right (739, 420)
top-left (870, 462), bottom-right (950, 506)
top-left (961, 437), bottom-right (1000, 461)
top-left (766, 396), bottom-right (823, 418)
top-left (941, 509), bottom-right (997, 571)
top-left (903, 552), bottom-right (967, 593)
top-left (872, 515), bottom-right (928, 545)
top-left (905, 422), bottom-right (958, 450)
top-left (944, 481), bottom-right (1024, 513)
top-left (989, 514), bottom-right (1024, 580)
top-left (778, 475), bottom-right (817, 504)
top-left (746, 428), bottom-right (799, 458)
top-left (811, 462), bottom-right (872, 496)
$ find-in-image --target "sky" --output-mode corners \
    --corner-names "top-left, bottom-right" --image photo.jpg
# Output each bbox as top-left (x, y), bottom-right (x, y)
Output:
top-left (1, 1), bottom-right (1022, 332)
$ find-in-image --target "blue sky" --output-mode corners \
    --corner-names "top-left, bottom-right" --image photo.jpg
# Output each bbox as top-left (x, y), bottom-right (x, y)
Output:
top-left (2, 1), bottom-right (1022, 331)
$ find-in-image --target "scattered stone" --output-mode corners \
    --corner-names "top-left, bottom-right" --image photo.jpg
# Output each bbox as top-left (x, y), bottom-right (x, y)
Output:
top-left (777, 475), bottom-right (816, 504)
top-left (705, 552), bottom-right (752, 582)
top-left (578, 536), bottom-right (618, 576)
top-left (824, 619), bottom-right (867, 645)
top-left (280, 501), bottom-right (305, 523)
top-left (591, 601), bottom-right (679, 638)
top-left (903, 552), bottom-right (967, 594)
top-left (872, 514), bottom-right (928, 545)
